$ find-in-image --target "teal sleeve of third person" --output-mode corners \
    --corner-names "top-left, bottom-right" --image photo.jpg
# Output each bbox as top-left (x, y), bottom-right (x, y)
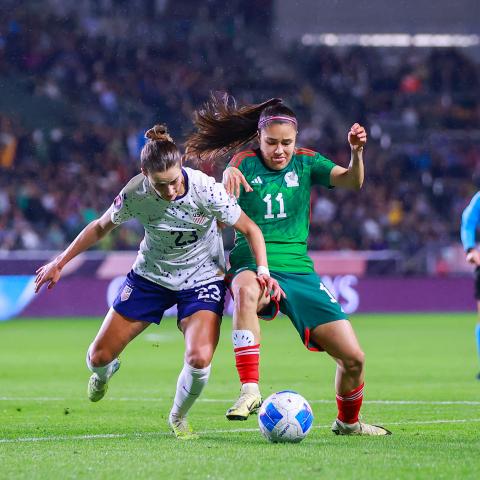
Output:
top-left (461, 191), bottom-right (480, 251)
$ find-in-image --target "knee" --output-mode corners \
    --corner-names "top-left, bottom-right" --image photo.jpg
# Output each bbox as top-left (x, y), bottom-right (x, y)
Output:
top-left (340, 350), bottom-right (365, 375)
top-left (233, 284), bottom-right (260, 313)
top-left (185, 346), bottom-right (214, 369)
top-left (88, 346), bottom-right (114, 367)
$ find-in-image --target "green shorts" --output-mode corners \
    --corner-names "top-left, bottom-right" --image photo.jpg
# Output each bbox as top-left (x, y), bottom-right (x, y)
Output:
top-left (226, 266), bottom-right (348, 351)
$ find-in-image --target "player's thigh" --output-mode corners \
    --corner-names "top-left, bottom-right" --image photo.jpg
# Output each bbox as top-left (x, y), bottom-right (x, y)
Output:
top-left (91, 307), bottom-right (151, 358)
top-left (310, 319), bottom-right (363, 362)
top-left (276, 272), bottom-right (346, 350)
top-left (176, 279), bottom-right (225, 362)
top-left (179, 310), bottom-right (221, 366)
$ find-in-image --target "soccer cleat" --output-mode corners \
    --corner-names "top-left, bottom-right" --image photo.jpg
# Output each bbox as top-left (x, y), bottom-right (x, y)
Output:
top-left (87, 359), bottom-right (120, 402)
top-left (332, 419), bottom-right (392, 436)
top-left (169, 414), bottom-right (199, 440)
top-left (88, 374), bottom-right (108, 402)
top-left (226, 388), bottom-right (262, 421)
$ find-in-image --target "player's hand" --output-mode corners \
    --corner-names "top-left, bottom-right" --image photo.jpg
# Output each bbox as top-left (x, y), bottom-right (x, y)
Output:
top-left (256, 274), bottom-right (286, 302)
top-left (348, 123), bottom-right (367, 151)
top-left (223, 167), bottom-right (253, 198)
top-left (466, 249), bottom-right (480, 266)
top-left (34, 261), bottom-right (63, 293)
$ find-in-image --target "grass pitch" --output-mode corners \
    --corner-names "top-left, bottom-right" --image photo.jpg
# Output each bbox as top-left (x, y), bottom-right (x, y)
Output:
top-left (1, 313), bottom-right (479, 479)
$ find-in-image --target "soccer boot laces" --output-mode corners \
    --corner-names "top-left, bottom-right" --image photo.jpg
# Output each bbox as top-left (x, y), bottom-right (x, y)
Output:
top-left (226, 387), bottom-right (262, 421)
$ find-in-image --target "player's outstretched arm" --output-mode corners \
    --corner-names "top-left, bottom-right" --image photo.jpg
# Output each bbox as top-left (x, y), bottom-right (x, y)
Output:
top-left (330, 123), bottom-right (366, 190)
top-left (223, 167), bottom-right (253, 198)
top-left (34, 208), bottom-right (117, 293)
top-left (232, 211), bottom-right (285, 301)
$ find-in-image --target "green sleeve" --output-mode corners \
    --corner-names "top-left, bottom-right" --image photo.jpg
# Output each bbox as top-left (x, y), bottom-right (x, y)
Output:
top-left (311, 153), bottom-right (336, 187)
top-left (228, 150), bottom-right (255, 173)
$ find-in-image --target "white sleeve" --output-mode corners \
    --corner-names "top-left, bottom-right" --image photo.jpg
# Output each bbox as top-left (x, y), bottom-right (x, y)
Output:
top-left (203, 181), bottom-right (242, 226)
top-left (110, 191), bottom-right (134, 225)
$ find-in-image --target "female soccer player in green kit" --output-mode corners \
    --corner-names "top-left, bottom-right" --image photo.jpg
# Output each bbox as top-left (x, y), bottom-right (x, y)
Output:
top-left (186, 94), bottom-right (391, 435)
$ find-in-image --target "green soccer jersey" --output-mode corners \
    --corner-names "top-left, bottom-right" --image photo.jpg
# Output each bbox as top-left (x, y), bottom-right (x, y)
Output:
top-left (228, 147), bottom-right (336, 272)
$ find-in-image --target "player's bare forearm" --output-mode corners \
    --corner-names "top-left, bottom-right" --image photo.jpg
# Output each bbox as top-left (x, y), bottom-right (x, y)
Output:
top-left (232, 212), bottom-right (285, 300)
top-left (57, 224), bottom-right (106, 267)
top-left (348, 148), bottom-right (365, 188)
top-left (56, 210), bottom-right (116, 268)
top-left (35, 211), bottom-right (116, 293)
top-left (233, 212), bottom-right (268, 268)
top-left (244, 227), bottom-right (268, 269)
top-left (331, 123), bottom-right (366, 190)
top-left (330, 149), bottom-right (364, 190)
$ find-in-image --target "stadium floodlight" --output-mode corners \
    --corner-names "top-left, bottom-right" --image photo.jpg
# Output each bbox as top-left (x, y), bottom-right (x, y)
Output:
top-left (302, 33), bottom-right (480, 48)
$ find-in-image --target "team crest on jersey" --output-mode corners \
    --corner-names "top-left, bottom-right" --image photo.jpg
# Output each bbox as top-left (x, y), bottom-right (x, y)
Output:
top-left (113, 194), bottom-right (124, 211)
top-left (285, 171), bottom-right (299, 187)
top-left (192, 213), bottom-right (208, 225)
top-left (120, 285), bottom-right (133, 301)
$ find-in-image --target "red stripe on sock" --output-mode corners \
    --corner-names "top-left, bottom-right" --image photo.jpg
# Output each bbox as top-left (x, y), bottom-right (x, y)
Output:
top-left (234, 344), bottom-right (260, 384)
top-left (336, 383), bottom-right (364, 424)
top-left (234, 345), bottom-right (258, 352)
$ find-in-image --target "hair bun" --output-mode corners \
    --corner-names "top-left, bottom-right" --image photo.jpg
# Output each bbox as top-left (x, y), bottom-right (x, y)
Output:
top-left (144, 124), bottom-right (174, 143)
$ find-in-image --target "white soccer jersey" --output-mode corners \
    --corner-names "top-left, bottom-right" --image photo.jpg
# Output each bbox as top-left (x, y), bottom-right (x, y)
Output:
top-left (110, 167), bottom-right (242, 290)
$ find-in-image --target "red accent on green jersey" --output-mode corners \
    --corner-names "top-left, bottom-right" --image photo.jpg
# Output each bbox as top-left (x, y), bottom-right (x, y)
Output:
top-left (229, 148), bottom-right (336, 272)
top-left (295, 147), bottom-right (316, 157)
top-left (230, 150), bottom-right (256, 169)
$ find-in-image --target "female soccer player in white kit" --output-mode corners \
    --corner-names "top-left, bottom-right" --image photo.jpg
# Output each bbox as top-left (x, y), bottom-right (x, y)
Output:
top-left (34, 124), bottom-right (282, 440)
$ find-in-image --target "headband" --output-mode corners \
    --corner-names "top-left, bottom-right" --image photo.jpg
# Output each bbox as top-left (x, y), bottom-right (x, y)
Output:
top-left (258, 115), bottom-right (298, 130)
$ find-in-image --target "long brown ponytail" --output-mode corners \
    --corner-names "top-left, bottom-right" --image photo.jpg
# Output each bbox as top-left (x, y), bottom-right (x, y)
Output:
top-left (185, 93), bottom-right (283, 163)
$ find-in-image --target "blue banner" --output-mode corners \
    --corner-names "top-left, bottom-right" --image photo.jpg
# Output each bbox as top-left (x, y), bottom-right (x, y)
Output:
top-left (0, 276), bottom-right (36, 321)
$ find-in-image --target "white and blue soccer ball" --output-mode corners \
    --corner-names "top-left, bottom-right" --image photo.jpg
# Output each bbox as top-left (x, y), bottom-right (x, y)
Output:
top-left (258, 390), bottom-right (314, 443)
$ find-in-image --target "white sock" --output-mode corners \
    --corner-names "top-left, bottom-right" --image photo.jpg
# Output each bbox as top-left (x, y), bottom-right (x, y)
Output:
top-left (241, 382), bottom-right (260, 395)
top-left (170, 361), bottom-right (211, 418)
top-left (86, 346), bottom-right (119, 382)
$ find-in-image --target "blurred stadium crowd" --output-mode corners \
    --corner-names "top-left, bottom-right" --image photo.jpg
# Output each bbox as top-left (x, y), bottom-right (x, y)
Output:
top-left (0, 1), bottom-right (479, 273)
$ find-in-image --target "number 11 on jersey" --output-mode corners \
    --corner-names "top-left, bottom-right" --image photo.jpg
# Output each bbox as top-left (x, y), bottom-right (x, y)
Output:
top-left (263, 193), bottom-right (287, 219)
